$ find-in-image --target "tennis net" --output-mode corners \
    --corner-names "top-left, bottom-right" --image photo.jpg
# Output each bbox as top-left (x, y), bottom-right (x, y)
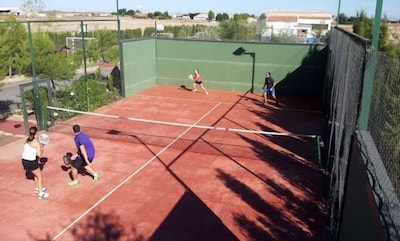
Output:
top-left (46, 106), bottom-right (323, 166)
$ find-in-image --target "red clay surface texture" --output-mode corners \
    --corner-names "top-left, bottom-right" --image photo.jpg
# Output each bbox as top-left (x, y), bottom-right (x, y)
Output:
top-left (0, 86), bottom-right (326, 241)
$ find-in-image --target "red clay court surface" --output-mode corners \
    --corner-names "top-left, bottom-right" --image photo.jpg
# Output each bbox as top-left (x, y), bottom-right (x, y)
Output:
top-left (0, 85), bottom-right (326, 241)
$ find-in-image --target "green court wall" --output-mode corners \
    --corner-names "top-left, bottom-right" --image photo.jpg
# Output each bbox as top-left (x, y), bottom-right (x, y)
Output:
top-left (121, 39), bottom-right (327, 97)
top-left (120, 39), bottom-right (156, 97)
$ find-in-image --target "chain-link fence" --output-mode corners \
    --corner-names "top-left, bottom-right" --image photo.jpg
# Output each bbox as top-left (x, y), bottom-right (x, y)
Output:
top-left (324, 27), bottom-right (367, 239)
top-left (369, 51), bottom-right (400, 197)
top-left (325, 26), bottom-right (400, 240)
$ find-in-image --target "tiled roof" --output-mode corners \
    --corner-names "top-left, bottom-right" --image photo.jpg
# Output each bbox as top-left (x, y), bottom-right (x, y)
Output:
top-left (267, 16), bottom-right (298, 22)
top-left (266, 11), bottom-right (332, 22)
top-left (55, 44), bottom-right (69, 52)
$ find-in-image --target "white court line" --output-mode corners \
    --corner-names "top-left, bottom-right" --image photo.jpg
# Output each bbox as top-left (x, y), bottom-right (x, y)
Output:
top-left (51, 102), bottom-right (222, 240)
top-left (134, 93), bottom-right (323, 114)
top-left (133, 93), bottom-right (235, 105)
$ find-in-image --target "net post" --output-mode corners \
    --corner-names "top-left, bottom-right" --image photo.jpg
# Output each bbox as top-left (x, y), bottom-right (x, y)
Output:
top-left (42, 106), bottom-right (48, 131)
top-left (315, 135), bottom-right (322, 168)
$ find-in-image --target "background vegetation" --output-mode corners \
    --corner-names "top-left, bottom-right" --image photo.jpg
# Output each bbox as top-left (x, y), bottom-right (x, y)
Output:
top-left (0, 5), bottom-right (399, 122)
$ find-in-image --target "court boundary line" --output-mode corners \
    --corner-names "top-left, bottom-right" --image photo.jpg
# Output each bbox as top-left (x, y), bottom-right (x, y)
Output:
top-left (133, 93), bottom-right (323, 114)
top-left (133, 93), bottom-right (235, 105)
top-left (51, 102), bottom-right (222, 240)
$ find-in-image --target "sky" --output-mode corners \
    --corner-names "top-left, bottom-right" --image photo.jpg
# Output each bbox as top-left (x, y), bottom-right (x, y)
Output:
top-left (1, 0), bottom-right (399, 19)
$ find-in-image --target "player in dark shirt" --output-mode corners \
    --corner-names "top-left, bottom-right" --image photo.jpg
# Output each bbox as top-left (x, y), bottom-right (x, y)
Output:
top-left (263, 72), bottom-right (277, 105)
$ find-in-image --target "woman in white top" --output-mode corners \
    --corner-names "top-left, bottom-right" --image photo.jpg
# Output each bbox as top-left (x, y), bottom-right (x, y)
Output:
top-left (21, 126), bottom-right (49, 199)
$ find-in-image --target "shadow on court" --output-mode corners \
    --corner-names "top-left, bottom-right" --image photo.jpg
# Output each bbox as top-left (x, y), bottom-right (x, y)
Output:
top-left (29, 210), bottom-right (145, 241)
top-left (29, 192), bottom-right (238, 241)
top-left (1, 86), bottom-right (326, 241)
top-left (179, 84), bottom-right (192, 91)
top-left (149, 191), bottom-right (238, 241)
top-left (25, 157), bottom-right (48, 180)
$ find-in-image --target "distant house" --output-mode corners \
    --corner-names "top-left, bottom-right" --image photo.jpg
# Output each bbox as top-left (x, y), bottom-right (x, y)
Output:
top-left (263, 11), bottom-right (333, 43)
top-left (0, 7), bottom-right (21, 16)
top-left (176, 12), bottom-right (208, 20)
top-left (192, 13), bottom-right (208, 20)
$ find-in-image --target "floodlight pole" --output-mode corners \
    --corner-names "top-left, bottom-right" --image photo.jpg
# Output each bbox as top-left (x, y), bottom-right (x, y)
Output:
top-left (27, 22), bottom-right (43, 131)
top-left (80, 21), bottom-right (90, 110)
top-left (116, 0), bottom-right (121, 43)
top-left (371, 0), bottom-right (383, 51)
top-left (233, 47), bottom-right (256, 93)
top-left (80, 21), bottom-right (87, 77)
top-left (116, 0), bottom-right (123, 96)
top-left (336, 0), bottom-right (341, 26)
top-left (244, 53), bottom-right (256, 93)
top-left (358, 0), bottom-right (383, 130)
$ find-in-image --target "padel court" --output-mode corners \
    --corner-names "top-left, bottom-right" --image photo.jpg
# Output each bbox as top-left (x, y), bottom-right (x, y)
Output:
top-left (0, 85), bottom-right (325, 240)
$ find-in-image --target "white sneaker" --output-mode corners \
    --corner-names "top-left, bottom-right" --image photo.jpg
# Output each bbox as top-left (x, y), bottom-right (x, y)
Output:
top-left (192, 89), bottom-right (198, 92)
top-left (68, 180), bottom-right (79, 186)
top-left (34, 187), bottom-right (47, 194)
top-left (93, 173), bottom-right (100, 182)
top-left (37, 191), bottom-right (49, 200)
top-left (205, 92), bottom-right (208, 95)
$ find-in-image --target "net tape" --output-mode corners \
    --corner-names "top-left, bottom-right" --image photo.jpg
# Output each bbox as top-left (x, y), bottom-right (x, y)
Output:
top-left (47, 106), bottom-right (318, 139)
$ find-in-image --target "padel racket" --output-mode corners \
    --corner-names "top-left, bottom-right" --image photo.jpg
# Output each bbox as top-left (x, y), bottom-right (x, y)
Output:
top-left (38, 133), bottom-right (49, 147)
top-left (63, 154), bottom-right (72, 165)
top-left (187, 74), bottom-right (193, 80)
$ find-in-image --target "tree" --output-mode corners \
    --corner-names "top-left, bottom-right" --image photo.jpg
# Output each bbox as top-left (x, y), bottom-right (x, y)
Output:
top-left (118, 8), bottom-right (127, 16)
top-left (123, 28), bottom-right (142, 39)
top-left (150, 11), bottom-right (171, 20)
top-left (338, 13), bottom-right (348, 24)
top-left (93, 29), bottom-right (117, 62)
top-left (126, 9), bottom-right (135, 16)
top-left (215, 13), bottom-right (229, 22)
top-left (254, 17), bottom-right (266, 41)
top-left (105, 45), bottom-right (119, 64)
top-left (352, 9), bottom-right (373, 39)
top-left (378, 15), bottom-right (390, 51)
top-left (86, 39), bottom-right (101, 63)
top-left (0, 17), bottom-right (28, 78)
top-left (208, 10), bottom-right (215, 21)
top-left (233, 13), bottom-right (249, 22)
top-left (271, 32), bottom-right (296, 43)
top-left (71, 48), bottom-right (83, 68)
top-left (21, 32), bottom-right (74, 80)
top-left (312, 24), bottom-right (328, 41)
top-left (143, 27), bottom-right (155, 37)
top-left (218, 18), bottom-right (256, 41)
top-left (20, 0), bottom-right (45, 17)
top-left (352, 10), bottom-right (399, 59)
top-left (380, 42), bottom-right (400, 60)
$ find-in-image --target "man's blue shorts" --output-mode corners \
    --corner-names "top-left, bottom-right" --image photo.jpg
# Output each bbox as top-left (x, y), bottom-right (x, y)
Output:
top-left (264, 88), bottom-right (275, 95)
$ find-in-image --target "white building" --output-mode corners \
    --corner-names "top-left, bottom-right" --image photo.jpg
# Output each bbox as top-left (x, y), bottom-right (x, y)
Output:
top-left (0, 7), bottom-right (22, 15)
top-left (263, 11), bottom-right (333, 43)
top-left (176, 12), bottom-right (209, 20)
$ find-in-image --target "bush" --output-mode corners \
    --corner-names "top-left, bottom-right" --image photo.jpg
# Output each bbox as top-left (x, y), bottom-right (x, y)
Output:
top-left (52, 77), bottom-right (122, 115)
top-left (24, 86), bottom-right (49, 111)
